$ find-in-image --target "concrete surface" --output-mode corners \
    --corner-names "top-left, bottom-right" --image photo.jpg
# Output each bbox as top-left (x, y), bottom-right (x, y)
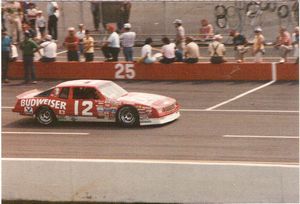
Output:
top-left (2, 159), bottom-right (299, 203)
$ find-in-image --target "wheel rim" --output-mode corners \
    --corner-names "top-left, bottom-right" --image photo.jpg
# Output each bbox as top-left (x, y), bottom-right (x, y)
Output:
top-left (120, 109), bottom-right (135, 124)
top-left (38, 109), bottom-right (53, 124)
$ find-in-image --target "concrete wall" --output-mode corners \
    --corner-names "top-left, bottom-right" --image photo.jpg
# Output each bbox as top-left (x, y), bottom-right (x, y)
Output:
top-left (2, 159), bottom-right (299, 203)
top-left (31, 1), bottom-right (299, 43)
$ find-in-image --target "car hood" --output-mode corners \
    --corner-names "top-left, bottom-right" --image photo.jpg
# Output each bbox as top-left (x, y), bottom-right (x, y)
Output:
top-left (16, 89), bottom-right (41, 99)
top-left (117, 92), bottom-right (176, 108)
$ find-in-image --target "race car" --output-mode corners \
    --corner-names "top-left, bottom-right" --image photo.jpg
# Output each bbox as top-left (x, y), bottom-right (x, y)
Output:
top-left (12, 80), bottom-right (180, 127)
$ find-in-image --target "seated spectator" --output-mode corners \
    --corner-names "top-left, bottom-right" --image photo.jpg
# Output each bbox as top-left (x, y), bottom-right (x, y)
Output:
top-left (63, 27), bottom-right (79, 61)
top-left (292, 26), bottom-right (299, 64)
top-left (252, 27), bottom-right (265, 63)
top-left (39, 35), bottom-right (57, 62)
top-left (140, 37), bottom-right (160, 64)
top-left (208, 34), bottom-right (226, 64)
top-left (184, 37), bottom-right (200, 64)
top-left (83, 30), bottom-right (94, 62)
top-left (229, 30), bottom-right (248, 63)
top-left (160, 37), bottom-right (176, 64)
top-left (275, 27), bottom-right (292, 63)
top-left (199, 19), bottom-right (214, 41)
top-left (120, 23), bottom-right (136, 62)
top-left (102, 24), bottom-right (120, 62)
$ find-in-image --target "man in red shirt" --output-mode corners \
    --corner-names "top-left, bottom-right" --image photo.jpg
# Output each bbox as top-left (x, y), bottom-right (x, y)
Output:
top-left (63, 27), bottom-right (79, 61)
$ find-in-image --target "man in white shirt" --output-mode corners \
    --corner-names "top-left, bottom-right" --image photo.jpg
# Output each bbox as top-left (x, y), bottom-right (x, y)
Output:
top-left (120, 23), bottom-right (136, 61)
top-left (39, 35), bottom-right (57, 62)
top-left (184, 37), bottom-right (200, 64)
top-left (208, 34), bottom-right (226, 64)
top-left (173, 19), bottom-right (185, 62)
top-left (102, 24), bottom-right (120, 62)
top-left (47, 2), bottom-right (59, 40)
top-left (160, 37), bottom-right (176, 64)
top-left (4, 1), bottom-right (22, 43)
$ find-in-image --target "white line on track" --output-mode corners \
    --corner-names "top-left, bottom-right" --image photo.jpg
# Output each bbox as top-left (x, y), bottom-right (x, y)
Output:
top-left (206, 80), bottom-right (276, 111)
top-left (2, 158), bottom-right (298, 168)
top-left (2, 131), bottom-right (89, 135)
top-left (223, 135), bottom-right (299, 139)
top-left (2, 106), bottom-right (298, 113)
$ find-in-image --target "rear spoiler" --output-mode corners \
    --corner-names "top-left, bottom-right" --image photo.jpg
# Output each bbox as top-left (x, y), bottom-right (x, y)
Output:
top-left (16, 89), bottom-right (41, 99)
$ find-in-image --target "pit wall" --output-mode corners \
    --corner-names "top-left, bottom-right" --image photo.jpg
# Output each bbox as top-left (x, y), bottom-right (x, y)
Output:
top-left (2, 159), bottom-right (299, 203)
top-left (7, 62), bottom-right (299, 81)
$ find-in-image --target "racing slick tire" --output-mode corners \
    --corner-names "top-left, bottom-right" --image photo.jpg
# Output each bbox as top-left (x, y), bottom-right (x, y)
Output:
top-left (35, 106), bottom-right (56, 126)
top-left (117, 106), bottom-right (139, 127)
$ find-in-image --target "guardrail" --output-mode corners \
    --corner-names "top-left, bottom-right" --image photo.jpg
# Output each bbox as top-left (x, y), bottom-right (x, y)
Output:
top-left (7, 61), bottom-right (298, 81)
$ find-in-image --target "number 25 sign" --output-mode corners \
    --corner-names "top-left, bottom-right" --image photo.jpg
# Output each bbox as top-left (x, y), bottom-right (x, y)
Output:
top-left (114, 63), bottom-right (136, 79)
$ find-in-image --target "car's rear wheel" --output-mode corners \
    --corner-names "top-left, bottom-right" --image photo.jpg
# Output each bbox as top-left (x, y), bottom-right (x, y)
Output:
top-left (117, 106), bottom-right (139, 127)
top-left (36, 107), bottom-right (56, 126)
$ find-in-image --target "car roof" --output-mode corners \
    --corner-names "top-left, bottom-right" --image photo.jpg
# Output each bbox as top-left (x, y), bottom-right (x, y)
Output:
top-left (56, 80), bottom-right (112, 88)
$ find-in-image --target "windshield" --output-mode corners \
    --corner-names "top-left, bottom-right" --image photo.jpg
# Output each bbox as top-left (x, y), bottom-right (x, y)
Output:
top-left (98, 82), bottom-right (128, 99)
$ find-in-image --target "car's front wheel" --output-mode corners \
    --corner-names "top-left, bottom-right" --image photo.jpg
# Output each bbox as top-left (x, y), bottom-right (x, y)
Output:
top-left (117, 106), bottom-right (139, 127)
top-left (36, 107), bottom-right (56, 126)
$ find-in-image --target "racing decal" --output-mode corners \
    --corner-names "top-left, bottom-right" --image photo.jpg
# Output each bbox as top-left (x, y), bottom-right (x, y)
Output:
top-left (24, 106), bottom-right (33, 114)
top-left (20, 99), bottom-right (66, 110)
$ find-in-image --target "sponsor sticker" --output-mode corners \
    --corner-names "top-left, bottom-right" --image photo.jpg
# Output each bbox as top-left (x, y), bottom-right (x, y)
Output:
top-left (20, 99), bottom-right (66, 110)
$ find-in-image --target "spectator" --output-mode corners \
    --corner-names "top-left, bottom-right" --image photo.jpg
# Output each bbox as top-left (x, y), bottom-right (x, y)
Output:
top-left (229, 30), bottom-right (248, 63)
top-left (173, 19), bottom-right (185, 62)
top-left (2, 7), bottom-right (7, 31)
top-left (91, 2), bottom-right (101, 31)
top-left (199, 19), bottom-right (214, 41)
top-left (36, 10), bottom-right (46, 38)
top-left (26, 3), bottom-right (38, 30)
top-left (160, 37), bottom-right (176, 64)
top-left (22, 23), bottom-right (36, 39)
top-left (184, 37), bottom-right (200, 64)
top-left (140, 37), bottom-right (159, 64)
top-left (252, 27), bottom-right (265, 63)
top-left (120, 23), bottom-right (136, 61)
top-left (83, 30), bottom-right (94, 62)
top-left (102, 24), bottom-right (120, 62)
top-left (39, 35), bottom-right (57, 63)
top-left (208, 34), bottom-right (226, 64)
top-left (292, 26), bottom-right (299, 64)
top-left (4, 1), bottom-right (22, 43)
top-left (2, 30), bottom-right (12, 83)
top-left (118, 1), bottom-right (131, 31)
top-left (275, 27), bottom-right (293, 63)
top-left (47, 1), bottom-right (59, 40)
top-left (20, 32), bottom-right (39, 84)
top-left (63, 27), bottom-right (79, 61)
top-left (76, 24), bottom-right (86, 58)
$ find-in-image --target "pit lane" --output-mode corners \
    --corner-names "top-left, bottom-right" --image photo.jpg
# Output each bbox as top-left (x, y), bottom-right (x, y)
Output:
top-left (1, 80), bottom-right (299, 164)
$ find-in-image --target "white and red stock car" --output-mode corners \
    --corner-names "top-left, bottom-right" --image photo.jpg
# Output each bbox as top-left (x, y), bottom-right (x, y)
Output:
top-left (12, 80), bottom-right (180, 127)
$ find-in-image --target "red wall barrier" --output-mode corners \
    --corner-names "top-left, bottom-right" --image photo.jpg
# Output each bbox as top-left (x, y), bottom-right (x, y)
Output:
top-left (7, 61), bottom-right (298, 81)
top-left (276, 63), bottom-right (299, 81)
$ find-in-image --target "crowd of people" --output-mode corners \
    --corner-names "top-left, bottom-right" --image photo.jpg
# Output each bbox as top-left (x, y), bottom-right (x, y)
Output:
top-left (1, 1), bottom-right (299, 84)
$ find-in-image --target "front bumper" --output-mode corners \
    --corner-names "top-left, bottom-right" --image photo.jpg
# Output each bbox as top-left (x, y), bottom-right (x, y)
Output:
top-left (140, 111), bottom-right (180, 126)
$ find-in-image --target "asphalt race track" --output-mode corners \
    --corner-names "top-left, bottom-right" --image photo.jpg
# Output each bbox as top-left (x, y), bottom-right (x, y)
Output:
top-left (2, 80), bottom-right (299, 164)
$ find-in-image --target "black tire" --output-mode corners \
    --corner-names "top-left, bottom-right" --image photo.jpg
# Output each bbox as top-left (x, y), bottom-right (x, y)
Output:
top-left (35, 107), bottom-right (56, 126)
top-left (117, 106), bottom-right (139, 127)
top-left (215, 5), bottom-right (227, 17)
top-left (216, 16), bottom-right (227, 29)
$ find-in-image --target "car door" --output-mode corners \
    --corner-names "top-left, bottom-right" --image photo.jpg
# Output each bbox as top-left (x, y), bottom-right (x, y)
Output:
top-left (71, 87), bottom-right (102, 118)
